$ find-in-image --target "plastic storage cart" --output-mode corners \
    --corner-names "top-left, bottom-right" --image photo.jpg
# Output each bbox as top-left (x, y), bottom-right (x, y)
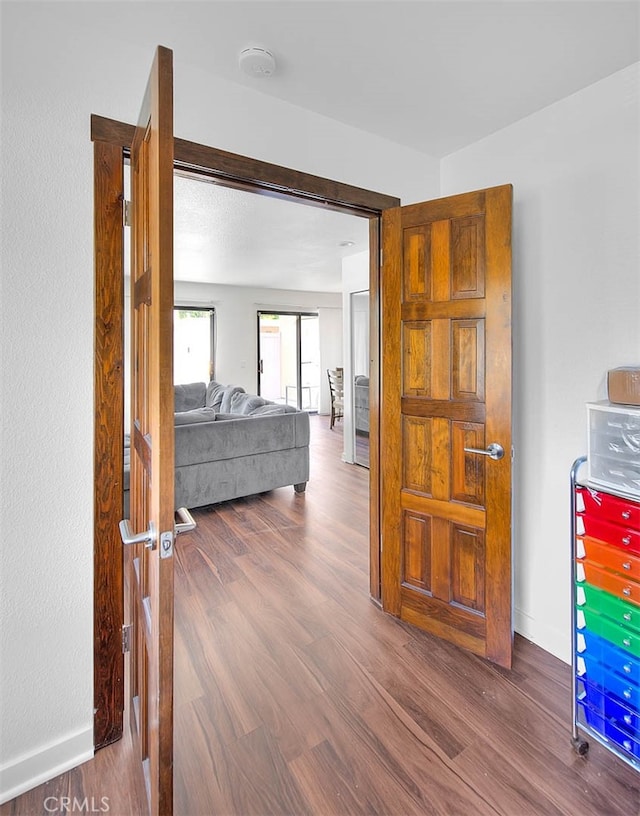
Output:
top-left (571, 454), bottom-right (640, 769)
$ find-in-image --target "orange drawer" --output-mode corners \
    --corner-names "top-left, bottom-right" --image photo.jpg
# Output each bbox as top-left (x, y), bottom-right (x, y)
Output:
top-left (576, 514), bottom-right (640, 556)
top-left (576, 486), bottom-right (640, 530)
top-left (579, 561), bottom-right (640, 607)
top-left (577, 536), bottom-right (640, 580)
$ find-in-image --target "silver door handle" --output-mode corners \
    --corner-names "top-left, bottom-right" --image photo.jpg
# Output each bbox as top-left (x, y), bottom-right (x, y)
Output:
top-left (175, 507), bottom-right (196, 536)
top-left (119, 519), bottom-right (157, 549)
top-left (464, 443), bottom-right (505, 461)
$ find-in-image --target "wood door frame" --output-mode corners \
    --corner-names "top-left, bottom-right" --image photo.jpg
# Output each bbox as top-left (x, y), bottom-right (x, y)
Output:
top-left (92, 114), bottom-right (399, 747)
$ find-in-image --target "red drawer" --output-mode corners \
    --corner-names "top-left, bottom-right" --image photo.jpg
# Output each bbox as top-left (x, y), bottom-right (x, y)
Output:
top-left (577, 486), bottom-right (640, 530)
top-left (576, 514), bottom-right (640, 556)
top-left (579, 562), bottom-right (640, 607)
top-left (577, 536), bottom-right (640, 580)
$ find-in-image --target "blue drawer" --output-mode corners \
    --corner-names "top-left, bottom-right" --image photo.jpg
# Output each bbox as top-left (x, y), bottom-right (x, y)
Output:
top-left (577, 655), bottom-right (640, 712)
top-left (576, 629), bottom-right (640, 685)
top-left (578, 699), bottom-right (640, 760)
top-left (577, 677), bottom-right (640, 736)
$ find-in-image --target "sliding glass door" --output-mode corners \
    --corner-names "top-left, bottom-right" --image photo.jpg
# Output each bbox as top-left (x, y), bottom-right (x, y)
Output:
top-left (257, 311), bottom-right (319, 411)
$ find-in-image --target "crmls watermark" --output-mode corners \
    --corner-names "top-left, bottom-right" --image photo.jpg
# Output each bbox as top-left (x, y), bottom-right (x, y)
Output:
top-left (43, 796), bottom-right (110, 813)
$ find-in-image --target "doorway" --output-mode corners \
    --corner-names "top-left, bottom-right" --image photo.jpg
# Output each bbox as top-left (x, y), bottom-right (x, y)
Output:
top-left (92, 113), bottom-right (398, 747)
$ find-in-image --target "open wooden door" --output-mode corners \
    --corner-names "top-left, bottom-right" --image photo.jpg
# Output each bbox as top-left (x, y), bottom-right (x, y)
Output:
top-left (380, 185), bottom-right (513, 668)
top-left (119, 45), bottom-right (176, 815)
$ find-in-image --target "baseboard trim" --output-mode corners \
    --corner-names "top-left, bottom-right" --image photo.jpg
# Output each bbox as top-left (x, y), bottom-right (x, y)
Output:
top-left (0, 726), bottom-right (93, 805)
top-left (515, 607), bottom-right (570, 665)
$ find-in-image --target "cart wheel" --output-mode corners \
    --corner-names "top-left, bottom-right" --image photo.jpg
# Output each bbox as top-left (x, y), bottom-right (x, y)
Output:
top-left (572, 736), bottom-right (589, 756)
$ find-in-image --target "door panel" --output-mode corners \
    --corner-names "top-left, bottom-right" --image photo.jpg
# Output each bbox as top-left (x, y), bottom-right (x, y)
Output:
top-left (126, 45), bottom-right (175, 815)
top-left (451, 319), bottom-right (484, 401)
top-left (381, 185), bottom-right (513, 668)
top-left (451, 422), bottom-right (485, 506)
top-left (451, 215), bottom-right (485, 298)
top-left (402, 509), bottom-right (432, 593)
top-left (403, 322), bottom-right (431, 396)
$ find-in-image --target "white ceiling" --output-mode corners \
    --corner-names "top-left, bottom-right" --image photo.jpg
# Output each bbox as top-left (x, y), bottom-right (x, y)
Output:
top-left (169, 0), bottom-right (640, 158)
top-left (109, 0), bottom-right (638, 292)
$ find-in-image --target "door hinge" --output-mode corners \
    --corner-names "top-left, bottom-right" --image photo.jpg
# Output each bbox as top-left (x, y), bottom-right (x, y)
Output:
top-left (380, 248), bottom-right (384, 267)
top-left (123, 200), bottom-right (132, 227)
top-left (122, 623), bottom-right (132, 654)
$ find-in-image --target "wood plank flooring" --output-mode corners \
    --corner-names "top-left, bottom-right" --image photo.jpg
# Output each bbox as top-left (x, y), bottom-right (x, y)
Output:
top-left (3, 413), bottom-right (640, 815)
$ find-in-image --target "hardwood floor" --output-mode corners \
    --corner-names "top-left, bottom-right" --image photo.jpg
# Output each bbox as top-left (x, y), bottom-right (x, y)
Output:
top-left (3, 414), bottom-right (640, 815)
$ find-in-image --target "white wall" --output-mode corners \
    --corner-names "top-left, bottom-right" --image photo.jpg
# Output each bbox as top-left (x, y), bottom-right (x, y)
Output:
top-left (441, 63), bottom-right (640, 662)
top-left (317, 307), bottom-right (344, 417)
top-left (174, 280), bottom-right (341, 394)
top-left (0, 4), bottom-right (439, 802)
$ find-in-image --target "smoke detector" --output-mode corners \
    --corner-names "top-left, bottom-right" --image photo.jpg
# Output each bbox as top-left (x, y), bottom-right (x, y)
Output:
top-left (238, 47), bottom-right (276, 79)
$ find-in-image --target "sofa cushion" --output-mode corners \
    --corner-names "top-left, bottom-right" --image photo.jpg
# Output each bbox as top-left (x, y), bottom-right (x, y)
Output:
top-left (220, 385), bottom-right (246, 413)
top-left (205, 380), bottom-right (226, 411)
top-left (174, 407), bottom-right (217, 425)
top-left (250, 404), bottom-right (287, 416)
top-left (175, 382), bottom-right (207, 412)
top-left (230, 392), bottom-right (268, 415)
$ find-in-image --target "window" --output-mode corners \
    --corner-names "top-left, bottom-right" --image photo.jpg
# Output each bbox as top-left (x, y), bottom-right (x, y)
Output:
top-left (173, 307), bottom-right (215, 384)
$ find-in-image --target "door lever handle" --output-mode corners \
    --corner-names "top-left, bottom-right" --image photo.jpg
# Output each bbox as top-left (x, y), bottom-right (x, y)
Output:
top-left (119, 509), bottom-right (196, 550)
top-left (464, 443), bottom-right (505, 461)
top-left (119, 519), bottom-right (157, 549)
top-left (175, 507), bottom-right (197, 536)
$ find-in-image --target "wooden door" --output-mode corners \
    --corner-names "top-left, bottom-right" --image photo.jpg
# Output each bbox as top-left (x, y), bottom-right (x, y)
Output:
top-left (124, 45), bottom-right (175, 814)
top-left (380, 185), bottom-right (513, 668)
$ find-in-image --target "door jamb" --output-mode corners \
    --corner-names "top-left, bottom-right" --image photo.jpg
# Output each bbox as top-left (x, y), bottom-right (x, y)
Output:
top-left (92, 114), bottom-right (399, 747)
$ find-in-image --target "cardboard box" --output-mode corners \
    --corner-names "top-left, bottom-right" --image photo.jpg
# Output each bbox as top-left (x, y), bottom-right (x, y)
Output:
top-left (608, 367), bottom-right (640, 406)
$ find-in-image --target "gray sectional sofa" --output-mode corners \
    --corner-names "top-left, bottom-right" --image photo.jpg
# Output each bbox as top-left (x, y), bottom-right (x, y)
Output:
top-left (354, 375), bottom-right (370, 434)
top-left (124, 381), bottom-right (309, 512)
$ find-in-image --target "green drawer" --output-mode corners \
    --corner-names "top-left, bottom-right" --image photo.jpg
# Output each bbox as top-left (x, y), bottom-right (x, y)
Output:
top-left (577, 582), bottom-right (640, 633)
top-left (577, 606), bottom-right (640, 658)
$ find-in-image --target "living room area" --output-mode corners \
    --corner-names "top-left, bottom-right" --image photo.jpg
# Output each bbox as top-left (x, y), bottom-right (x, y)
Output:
top-left (122, 168), bottom-right (372, 515)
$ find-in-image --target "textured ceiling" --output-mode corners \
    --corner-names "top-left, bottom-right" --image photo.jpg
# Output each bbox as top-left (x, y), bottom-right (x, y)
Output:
top-left (173, 176), bottom-right (370, 292)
